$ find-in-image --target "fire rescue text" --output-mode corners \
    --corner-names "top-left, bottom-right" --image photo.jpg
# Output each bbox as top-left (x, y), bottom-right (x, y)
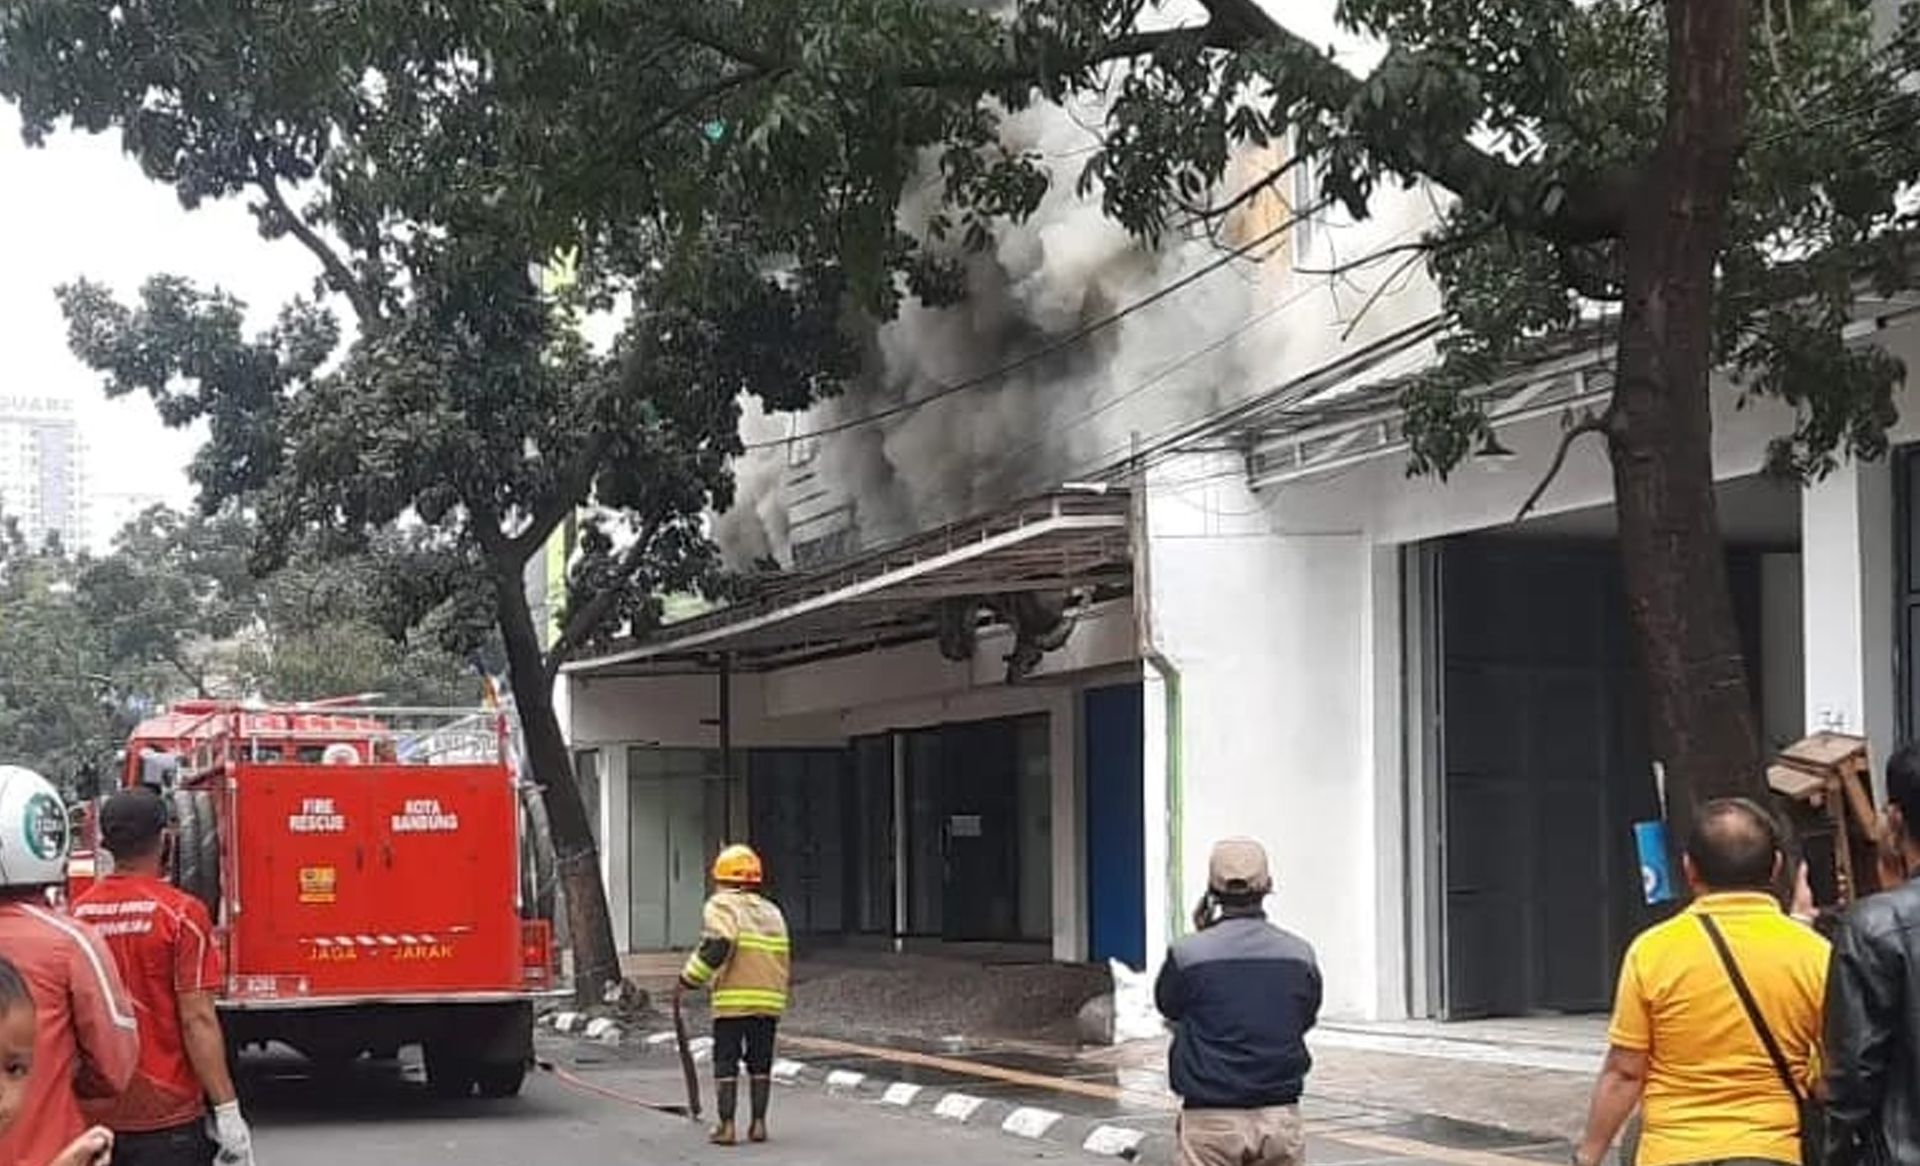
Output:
top-left (288, 797), bottom-right (346, 833)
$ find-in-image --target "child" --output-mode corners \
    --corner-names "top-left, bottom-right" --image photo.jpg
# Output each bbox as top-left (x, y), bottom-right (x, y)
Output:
top-left (0, 957), bottom-right (115, 1166)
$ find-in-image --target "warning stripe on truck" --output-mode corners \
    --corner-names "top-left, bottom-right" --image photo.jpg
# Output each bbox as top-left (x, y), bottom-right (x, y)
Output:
top-left (310, 934), bottom-right (441, 947)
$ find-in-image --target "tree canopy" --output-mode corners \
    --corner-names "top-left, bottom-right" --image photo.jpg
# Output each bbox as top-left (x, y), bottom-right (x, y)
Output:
top-left (0, 0), bottom-right (862, 999)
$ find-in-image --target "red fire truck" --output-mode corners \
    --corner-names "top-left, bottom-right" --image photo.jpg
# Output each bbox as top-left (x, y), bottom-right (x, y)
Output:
top-left (69, 698), bottom-right (562, 1098)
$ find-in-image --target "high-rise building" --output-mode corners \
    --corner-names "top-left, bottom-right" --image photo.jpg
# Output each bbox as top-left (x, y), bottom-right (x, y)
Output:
top-left (0, 395), bottom-right (85, 554)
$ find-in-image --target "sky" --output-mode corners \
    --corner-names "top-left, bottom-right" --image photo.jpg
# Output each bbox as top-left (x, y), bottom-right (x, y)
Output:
top-left (0, 104), bottom-right (322, 524)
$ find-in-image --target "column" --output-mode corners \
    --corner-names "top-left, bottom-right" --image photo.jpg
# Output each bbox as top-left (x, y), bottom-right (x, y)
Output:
top-left (602, 745), bottom-right (632, 952)
top-left (1802, 459), bottom-right (1897, 781)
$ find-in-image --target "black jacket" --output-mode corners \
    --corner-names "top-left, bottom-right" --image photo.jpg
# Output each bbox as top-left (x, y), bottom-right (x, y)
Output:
top-left (1154, 911), bottom-right (1321, 1110)
top-left (1825, 875), bottom-right (1920, 1166)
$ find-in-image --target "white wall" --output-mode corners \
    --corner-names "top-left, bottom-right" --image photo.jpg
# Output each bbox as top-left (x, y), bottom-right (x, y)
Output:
top-left (1803, 459), bottom-right (1898, 774)
top-left (1142, 451), bottom-right (1391, 1020)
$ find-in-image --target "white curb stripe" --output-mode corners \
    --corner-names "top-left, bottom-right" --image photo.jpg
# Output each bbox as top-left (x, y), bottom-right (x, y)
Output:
top-left (771, 1059), bottom-right (806, 1083)
top-left (645, 1031), bottom-right (677, 1046)
top-left (933, 1093), bottom-right (985, 1122)
top-left (825, 1069), bottom-right (866, 1090)
top-left (583, 1017), bottom-right (619, 1040)
top-left (1002, 1107), bottom-right (1062, 1139)
top-left (1084, 1126), bottom-right (1149, 1158)
top-left (880, 1082), bottom-right (922, 1107)
top-left (552, 1012), bottom-right (583, 1033)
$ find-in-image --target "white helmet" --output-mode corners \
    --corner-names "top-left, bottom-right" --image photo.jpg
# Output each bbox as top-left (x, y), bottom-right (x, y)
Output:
top-left (0, 766), bottom-right (70, 888)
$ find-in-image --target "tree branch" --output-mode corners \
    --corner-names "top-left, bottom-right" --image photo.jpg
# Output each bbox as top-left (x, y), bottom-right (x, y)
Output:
top-left (161, 647), bottom-right (210, 699)
top-left (250, 151), bottom-right (380, 328)
top-left (1297, 237), bottom-right (1453, 280)
top-left (704, 0), bottom-right (1633, 245)
top-left (1514, 411), bottom-right (1616, 523)
top-left (627, 66), bottom-right (789, 144)
top-left (543, 521), bottom-right (660, 681)
top-left (508, 431), bottom-right (616, 563)
top-left (1178, 155), bottom-right (1306, 228)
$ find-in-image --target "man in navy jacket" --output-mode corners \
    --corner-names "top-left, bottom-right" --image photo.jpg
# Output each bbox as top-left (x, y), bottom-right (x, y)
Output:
top-left (1156, 838), bottom-right (1322, 1166)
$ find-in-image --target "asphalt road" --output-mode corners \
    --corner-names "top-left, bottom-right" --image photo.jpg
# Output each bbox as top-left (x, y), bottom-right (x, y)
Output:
top-left (245, 1035), bottom-right (1071, 1166)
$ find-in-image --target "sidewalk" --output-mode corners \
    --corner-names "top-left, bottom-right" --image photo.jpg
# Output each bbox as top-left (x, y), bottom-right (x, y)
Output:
top-left (1081, 1017), bottom-right (1603, 1142)
top-left (608, 951), bottom-right (1604, 1150)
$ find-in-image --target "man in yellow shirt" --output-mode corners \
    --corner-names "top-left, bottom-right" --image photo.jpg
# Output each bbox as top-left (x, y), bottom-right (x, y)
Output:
top-left (1575, 798), bottom-right (1828, 1166)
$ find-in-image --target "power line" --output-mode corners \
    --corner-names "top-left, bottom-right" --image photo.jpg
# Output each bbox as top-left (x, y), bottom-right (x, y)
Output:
top-left (744, 203), bottom-right (1326, 451)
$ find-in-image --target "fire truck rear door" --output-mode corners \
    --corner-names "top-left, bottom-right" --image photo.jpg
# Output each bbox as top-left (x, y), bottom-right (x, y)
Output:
top-left (367, 766), bottom-right (517, 985)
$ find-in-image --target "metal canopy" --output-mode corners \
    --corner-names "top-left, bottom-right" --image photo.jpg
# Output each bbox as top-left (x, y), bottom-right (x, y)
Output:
top-left (1243, 323), bottom-right (1616, 489)
top-left (1226, 292), bottom-right (1920, 489)
top-left (564, 490), bottom-right (1133, 678)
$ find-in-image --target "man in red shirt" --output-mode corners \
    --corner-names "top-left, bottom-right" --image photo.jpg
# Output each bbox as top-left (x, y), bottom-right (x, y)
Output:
top-left (74, 789), bottom-right (253, 1166)
top-left (0, 765), bottom-right (139, 1166)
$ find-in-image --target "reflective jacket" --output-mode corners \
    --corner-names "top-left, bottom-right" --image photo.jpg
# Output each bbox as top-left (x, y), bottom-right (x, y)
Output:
top-left (680, 888), bottom-right (790, 1018)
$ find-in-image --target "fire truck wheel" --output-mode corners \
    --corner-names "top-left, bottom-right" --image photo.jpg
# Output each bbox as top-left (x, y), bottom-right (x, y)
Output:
top-left (474, 1059), bottom-right (527, 1099)
top-left (168, 789), bottom-right (221, 914)
top-left (423, 1044), bottom-right (476, 1099)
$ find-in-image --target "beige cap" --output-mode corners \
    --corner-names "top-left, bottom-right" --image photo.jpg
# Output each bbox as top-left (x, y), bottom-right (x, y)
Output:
top-left (1208, 837), bottom-right (1273, 895)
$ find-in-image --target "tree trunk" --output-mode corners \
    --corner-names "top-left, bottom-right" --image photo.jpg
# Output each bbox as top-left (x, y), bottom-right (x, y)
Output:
top-left (493, 561), bottom-right (625, 1007)
top-left (1609, 0), bottom-right (1760, 846)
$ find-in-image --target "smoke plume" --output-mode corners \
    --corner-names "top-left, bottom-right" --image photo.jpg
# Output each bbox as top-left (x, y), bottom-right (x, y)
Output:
top-left (716, 93), bottom-right (1334, 568)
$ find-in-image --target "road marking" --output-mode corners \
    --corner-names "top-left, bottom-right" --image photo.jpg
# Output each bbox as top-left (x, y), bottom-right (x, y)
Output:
top-left (782, 1035), bottom-right (1171, 1107)
top-left (825, 1069), bottom-right (866, 1090)
top-left (644, 1031), bottom-right (676, 1046)
top-left (771, 1059), bottom-right (806, 1083)
top-left (552, 1012), bottom-right (583, 1033)
top-left (1002, 1106), bottom-right (1062, 1138)
top-left (933, 1093), bottom-right (985, 1122)
top-left (1083, 1126), bottom-right (1147, 1158)
top-left (880, 1082), bottom-right (922, 1107)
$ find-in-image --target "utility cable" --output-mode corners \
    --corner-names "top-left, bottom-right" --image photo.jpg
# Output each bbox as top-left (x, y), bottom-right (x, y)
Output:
top-left (743, 203), bottom-right (1327, 451)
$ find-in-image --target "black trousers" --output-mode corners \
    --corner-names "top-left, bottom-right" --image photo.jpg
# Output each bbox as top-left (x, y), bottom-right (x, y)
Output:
top-left (711, 1015), bottom-right (778, 1080)
top-left (113, 1121), bottom-right (214, 1166)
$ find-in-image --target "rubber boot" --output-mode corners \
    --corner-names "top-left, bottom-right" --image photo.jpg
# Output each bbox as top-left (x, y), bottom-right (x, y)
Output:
top-left (748, 1076), bottom-right (771, 1143)
top-left (711, 1079), bottom-right (739, 1146)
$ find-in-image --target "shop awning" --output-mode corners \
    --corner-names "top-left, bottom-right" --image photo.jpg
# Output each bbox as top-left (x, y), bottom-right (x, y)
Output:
top-left (564, 490), bottom-right (1132, 677)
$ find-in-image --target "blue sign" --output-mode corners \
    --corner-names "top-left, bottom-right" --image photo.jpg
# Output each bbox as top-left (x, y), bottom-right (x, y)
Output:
top-left (1635, 821), bottom-right (1676, 904)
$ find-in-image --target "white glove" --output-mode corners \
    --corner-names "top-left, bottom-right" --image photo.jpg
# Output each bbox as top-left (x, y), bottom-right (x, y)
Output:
top-left (209, 1100), bottom-right (255, 1166)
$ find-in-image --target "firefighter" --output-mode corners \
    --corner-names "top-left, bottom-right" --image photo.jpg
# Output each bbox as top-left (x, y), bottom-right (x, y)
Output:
top-left (74, 788), bottom-right (252, 1166)
top-left (675, 844), bottom-right (790, 1147)
top-left (0, 766), bottom-right (139, 1166)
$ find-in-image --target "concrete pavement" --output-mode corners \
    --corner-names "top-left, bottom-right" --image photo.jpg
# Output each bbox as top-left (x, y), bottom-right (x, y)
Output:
top-left (240, 1032), bottom-right (1580, 1166)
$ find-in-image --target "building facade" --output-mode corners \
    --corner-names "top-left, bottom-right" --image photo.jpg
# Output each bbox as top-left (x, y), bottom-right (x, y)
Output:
top-left (558, 6), bottom-right (1911, 1021)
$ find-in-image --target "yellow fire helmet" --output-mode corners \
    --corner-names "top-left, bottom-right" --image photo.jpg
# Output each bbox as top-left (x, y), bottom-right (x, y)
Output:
top-left (711, 843), bottom-right (763, 886)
